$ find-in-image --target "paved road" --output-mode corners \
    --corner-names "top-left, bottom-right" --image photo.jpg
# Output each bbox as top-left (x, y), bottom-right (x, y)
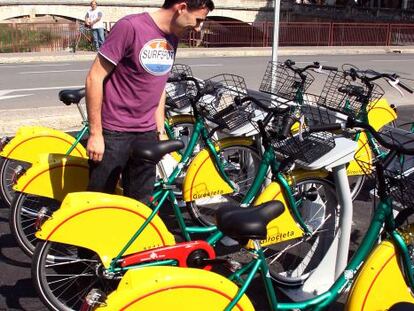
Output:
top-left (0, 53), bottom-right (414, 110)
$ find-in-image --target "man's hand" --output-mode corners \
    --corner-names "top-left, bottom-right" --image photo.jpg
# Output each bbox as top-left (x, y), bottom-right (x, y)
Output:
top-left (87, 133), bottom-right (105, 162)
top-left (158, 133), bottom-right (169, 141)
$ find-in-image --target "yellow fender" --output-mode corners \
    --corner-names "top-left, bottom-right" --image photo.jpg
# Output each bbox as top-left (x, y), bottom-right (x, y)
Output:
top-left (96, 266), bottom-right (254, 311)
top-left (0, 126), bottom-right (87, 162)
top-left (167, 114), bottom-right (195, 162)
top-left (347, 131), bottom-right (373, 176)
top-left (182, 136), bottom-right (255, 202)
top-left (249, 169), bottom-right (329, 248)
top-left (13, 154), bottom-right (89, 201)
top-left (35, 192), bottom-right (175, 268)
top-left (367, 98), bottom-right (397, 131)
top-left (346, 240), bottom-right (414, 310)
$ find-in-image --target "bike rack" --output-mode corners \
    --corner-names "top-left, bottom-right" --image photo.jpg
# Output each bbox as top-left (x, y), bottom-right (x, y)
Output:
top-left (282, 136), bottom-right (358, 300)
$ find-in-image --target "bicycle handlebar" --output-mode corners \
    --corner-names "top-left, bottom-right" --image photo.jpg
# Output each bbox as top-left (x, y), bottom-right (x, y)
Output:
top-left (344, 68), bottom-right (414, 95)
top-left (308, 118), bottom-right (414, 155)
top-left (235, 95), bottom-right (290, 116)
top-left (284, 59), bottom-right (338, 76)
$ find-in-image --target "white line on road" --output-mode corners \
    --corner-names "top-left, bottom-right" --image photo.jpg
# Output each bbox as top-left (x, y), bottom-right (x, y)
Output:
top-left (1, 85), bottom-right (84, 93)
top-left (0, 63), bottom-right (71, 68)
top-left (19, 69), bottom-right (89, 74)
top-left (189, 64), bottom-right (223, 67)
top-left (370, 59), bottom-right (414, 62)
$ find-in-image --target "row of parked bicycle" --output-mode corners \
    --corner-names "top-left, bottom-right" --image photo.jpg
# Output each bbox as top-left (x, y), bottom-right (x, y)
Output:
top-left (1, 60), bottom-right (414, 310)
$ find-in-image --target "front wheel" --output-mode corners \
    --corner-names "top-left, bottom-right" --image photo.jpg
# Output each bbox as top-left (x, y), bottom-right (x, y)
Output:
top-left (265, 177), bottom-right (339, 286)
top-left (10, 193), bottom-right (60, 257)
top-left (32, 241), bottom-right (119, 311)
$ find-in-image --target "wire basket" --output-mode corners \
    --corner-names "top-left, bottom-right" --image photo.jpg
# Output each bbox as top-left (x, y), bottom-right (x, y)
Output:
top-left (317, 70), bottom-right (384, 119)
top-left (355, 127), bottom-right (414, 210)
top-left (300, 93), bottom-right (349, 127)
top-left (259, 61), bottom-right (315, 102)
top-left (272, 131), bottom-right (336, 164)
top-left (165, 64), bottom-right (197, 110)
top-left (198, 74), bottom-right (254, 131)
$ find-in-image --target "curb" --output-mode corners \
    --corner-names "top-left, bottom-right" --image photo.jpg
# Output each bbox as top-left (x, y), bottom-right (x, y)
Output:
top-left (1, 46), bottom-right (414, 64)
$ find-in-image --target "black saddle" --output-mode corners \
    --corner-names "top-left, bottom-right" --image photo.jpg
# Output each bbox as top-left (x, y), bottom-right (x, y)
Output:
top-left (59, 88), bottom-right (85, 105)
top-left (379, 125), bottom-right (414, 150)
top-left (216, 201), bottom-right (285, 242)
top-left (131, 139), bottom-right (184, 164)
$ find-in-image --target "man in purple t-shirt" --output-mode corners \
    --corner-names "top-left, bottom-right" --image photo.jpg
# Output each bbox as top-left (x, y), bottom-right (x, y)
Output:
top-left (85, 0), bottom-right (214, 202)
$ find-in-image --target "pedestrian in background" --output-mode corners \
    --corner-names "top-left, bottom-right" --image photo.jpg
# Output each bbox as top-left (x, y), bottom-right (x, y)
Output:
top-left (85, 0), bottom-right (105, 50)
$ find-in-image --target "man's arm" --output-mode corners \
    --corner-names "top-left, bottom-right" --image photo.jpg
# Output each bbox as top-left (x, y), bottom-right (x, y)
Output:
top-left (85, 54), bottom-right (114, 161)
top-left (155, 89), bottom-right (167, 140)
top-left (85, 12), bottom-right (91, 27)
top-left (91, 12), bottom-right (103, 27)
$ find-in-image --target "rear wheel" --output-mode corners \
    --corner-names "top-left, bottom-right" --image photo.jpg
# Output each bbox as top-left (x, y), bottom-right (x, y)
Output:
top-left (32, 241), bottom-right (119, 311)
top-left (187, 144), bottom-right (262, 227)
top-left (264, 177), bottom-right (339, 286)
top-left (0, 158), bottom-right (30, 208)
top-left (10, 193), bottom-right (60, 257)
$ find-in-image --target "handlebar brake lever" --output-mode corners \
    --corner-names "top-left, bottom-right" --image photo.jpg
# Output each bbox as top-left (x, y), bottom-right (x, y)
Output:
top-left (387, 78), bottom-right (405, 97)
top-left (313, 65), bottom-right (328, 75)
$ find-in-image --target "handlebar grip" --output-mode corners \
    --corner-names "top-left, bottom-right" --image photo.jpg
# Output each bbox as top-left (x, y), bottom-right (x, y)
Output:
top-left (398, 81), bottom-right (414, 94)
top-left (321, 65), bottom-right (338, 71)
top-left (281, 115), bottom-right (296, 139)
top-left (308, 123), bottom-right (342, 133)
top-left (285, 59), bottom-right (295, 66)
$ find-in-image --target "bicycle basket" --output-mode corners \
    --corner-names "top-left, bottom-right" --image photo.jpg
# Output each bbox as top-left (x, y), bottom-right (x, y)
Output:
top-left (317, 70), bottom-right (384, 119)
top-left (301, 93), bottom-right (348, 126)
top-left (259, 61), bottom-right (315, 102)
top-left (198, 74), bottom-right (254, 131)
top-left (272, 131), bottom-right (336, 164)
top-left (355, 127), bottom-right (414, 210)
top-left (166, 64), bottom-right (197, 110)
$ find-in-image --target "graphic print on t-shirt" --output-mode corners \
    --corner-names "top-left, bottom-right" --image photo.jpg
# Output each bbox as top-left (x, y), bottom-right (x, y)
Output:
top-left (139, 39), bottom-right (175, 76)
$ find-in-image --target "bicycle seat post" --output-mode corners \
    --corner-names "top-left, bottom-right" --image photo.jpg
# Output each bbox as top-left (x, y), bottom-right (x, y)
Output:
top-left (76, 103), bottom-right (88, 123)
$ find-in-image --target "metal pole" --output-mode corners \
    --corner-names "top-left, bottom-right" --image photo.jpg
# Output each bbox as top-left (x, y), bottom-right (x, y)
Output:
top-left (272, 0), bottom-right (281, 63)
top-left (271, 0), bottom-right (281, 104)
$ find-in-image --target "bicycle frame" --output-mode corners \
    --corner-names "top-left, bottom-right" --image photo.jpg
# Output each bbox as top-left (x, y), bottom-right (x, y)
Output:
top-left (107, 116), bottom-right (320, 273)
top-left (222, 158), bottom-right (414, 311)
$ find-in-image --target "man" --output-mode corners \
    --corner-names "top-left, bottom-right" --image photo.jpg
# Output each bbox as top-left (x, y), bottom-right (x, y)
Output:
top-left (85, 0), bottom-right (214, 202)
top-left (85, 0), bottom-right (105, 50)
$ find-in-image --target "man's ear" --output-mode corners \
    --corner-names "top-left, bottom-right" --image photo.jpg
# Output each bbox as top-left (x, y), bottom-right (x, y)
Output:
top-left (175, 2), bottom-right (188, 14)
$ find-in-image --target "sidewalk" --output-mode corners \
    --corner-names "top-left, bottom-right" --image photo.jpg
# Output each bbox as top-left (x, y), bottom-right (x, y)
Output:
top-left (1, 45), bottom-right (414, 136)
top-left (1, 45), bottom-right (414, 64)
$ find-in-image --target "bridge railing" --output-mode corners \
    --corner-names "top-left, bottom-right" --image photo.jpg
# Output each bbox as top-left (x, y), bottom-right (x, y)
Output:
top-left (188, 21), bottom-right (414, 47)
top-left (1, 21), bottom-right (414, 52)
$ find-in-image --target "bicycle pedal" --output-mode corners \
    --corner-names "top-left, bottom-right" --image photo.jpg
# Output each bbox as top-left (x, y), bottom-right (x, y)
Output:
top-left (81, 288), bottom-right (107, 310)
top-left (220, 236), bottom-right (239, 247)
top-left (224, 259), bottom-right (242, 272)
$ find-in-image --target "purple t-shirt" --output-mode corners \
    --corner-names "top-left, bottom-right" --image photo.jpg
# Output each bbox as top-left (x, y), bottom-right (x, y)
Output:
top-left (99, 13), bottom-right (178, 132)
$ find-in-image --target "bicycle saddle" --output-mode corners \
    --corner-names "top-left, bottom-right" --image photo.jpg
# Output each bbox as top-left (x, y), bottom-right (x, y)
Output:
top-left (131, 139), bottom-right (184, 164)
top-left (216, 201), bottom-right (285, 242)
top-left (59, 88), bottom-right (85, 105)
top-left (379, 125), bottom-right (414, 150)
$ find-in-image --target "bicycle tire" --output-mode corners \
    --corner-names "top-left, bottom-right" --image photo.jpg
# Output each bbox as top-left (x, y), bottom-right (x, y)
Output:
top-left (187, 143), bottom-right (262, 227)
top-left (32, 240), bottom-right (119, 311)
top-left (0, 158), bottom-right (30, 208)
top-left (10, 192), bottom-right (60, 257)
top-left (160, 117), bottom-right (198, 195)
top-left (265, 177), bottom-right (339, 286)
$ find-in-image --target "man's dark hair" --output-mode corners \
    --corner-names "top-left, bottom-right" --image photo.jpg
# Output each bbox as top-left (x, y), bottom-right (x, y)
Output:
top-left (162, 0), bottom-right (215, 11)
